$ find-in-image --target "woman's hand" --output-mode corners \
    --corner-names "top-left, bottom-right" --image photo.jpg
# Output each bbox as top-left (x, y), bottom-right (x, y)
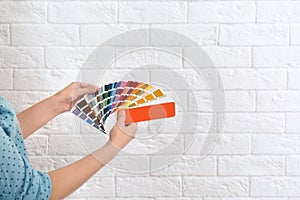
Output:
top-left (109, 110), bottom-right (137, 149)
top-left (18, 82), bottom-right (98, 139)
top-left (54, 82), bottom-right (98, 114)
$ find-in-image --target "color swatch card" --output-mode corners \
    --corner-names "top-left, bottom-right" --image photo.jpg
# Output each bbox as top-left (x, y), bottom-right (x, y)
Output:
top-left (71, 81), bottom-right (176, 134)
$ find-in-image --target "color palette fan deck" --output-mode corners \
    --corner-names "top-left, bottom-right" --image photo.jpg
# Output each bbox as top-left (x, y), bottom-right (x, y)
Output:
top-left (71, 81), bottom-right (176, 134)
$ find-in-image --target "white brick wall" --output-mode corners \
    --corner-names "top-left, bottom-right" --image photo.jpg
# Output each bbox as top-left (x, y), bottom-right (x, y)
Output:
top-left (0, 0), bottom-right (299, 199)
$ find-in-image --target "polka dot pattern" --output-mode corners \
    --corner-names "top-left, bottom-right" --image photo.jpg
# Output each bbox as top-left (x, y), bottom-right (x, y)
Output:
top-left (0, 95), bottom-right (52, 199)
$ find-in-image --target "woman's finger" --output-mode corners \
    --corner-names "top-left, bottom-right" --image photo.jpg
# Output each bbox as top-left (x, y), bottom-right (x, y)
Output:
top-left (76, 86), bottom-right (98, 97)
top-left (79, 82), bottom-right (98, 89)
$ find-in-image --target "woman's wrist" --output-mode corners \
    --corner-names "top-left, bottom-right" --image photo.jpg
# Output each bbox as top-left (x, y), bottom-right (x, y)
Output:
top-left (109, 137), bottom-right (130, 150)
top-left (50, 93), bottom-right (67, 115)
top-left (92, 141), bottom-right (121, 165)
top-left (109, 126), bottom-right (134, 150)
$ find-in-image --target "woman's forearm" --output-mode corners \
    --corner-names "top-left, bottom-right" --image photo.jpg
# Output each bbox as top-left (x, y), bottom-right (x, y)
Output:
top-left (17, 95), bottom-right (62, 139)
top-left (48, 108), bottom-right (136, 200)
top-left (48, 142), bottom-right (120, 200)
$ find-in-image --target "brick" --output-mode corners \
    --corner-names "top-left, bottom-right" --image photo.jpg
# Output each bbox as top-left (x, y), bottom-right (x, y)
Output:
top-left (224, 91), bottom-right (255, 112)
top-left (219, 25), bottom-right (288, 46)
top-left (188, 91), bottom-right (216, 113)
top-left (48, 135), bottom-right (87, 156)
top-left (188, 1), bottom-right (255, 23)
top-left (119, 2), bottom-right (187, 24)
top-left (251, 177), bottom-right (300, 196)
top-left (46, 112), bottom-right (82, 135)
top-left (0, 91), bottom-right (49, 107)
top-left (218, 156), bottom-right (284, 175)
top-left (68, 198), bottom-right (152, 200)
top-left (286, 113), bottom-right (300, 133)
top-left (80, 69), bottom-right (150, 89)
top-left (0, 2), bottom-right (45, 23)
top-left (150, 155), bottom-right (216, 176)
top-left (159, 198), bottom-right (201, 200)
top-left (252, 135), bottom-right (300, 154)
top-left (170, 91), bottom-right (188, 112)
top-left (48, 135), bottom-right (107, 156)
top-left (288, 69), bottom-right (300, 89)
top-left (257, 1), bottom-right (300, 23)
top-left (123, 134), bottom-right (184, 155)
top-left (203, 198), bottom-right (286, 200)
top-left (257, 91), bottom-right (300, 111)
top-left (0, 69), bottom-right (13, 90)
top-left (222, 113), bottom-right (284, 133)
top-left (46, 47), bottom-right (94, 69)
top-left (13, 69), bottom-right (78, 90)
top-left (80, 24), bottom-right (148, 46)
top-left (185, 134), bottom-right (251, 155)
top-left (108, 155), bottom-right (149, 175)
top-left (203, 47), bottom-right (251, 67)
top-left (116, 177), bottom-right (181, 197)
top-left (287, 156), bottom-right (300, 175)
top-left (150, 24), bottom-right (218, 45)
top-left (0, 25), bottom-right (9, 45)
top-left (189, 91), bottom-right (213, 112)
top-left (189, 91), bottom-right (255, 112)
top-left (151, 69), bottom-right (218, 90)
top-left (160, 112), bottom-right (216, 134)
top-left (69, 177), bottom-right (115, 197)
top-left (182, 46), bottom-right (219, 69)
top-left (183, 177), bottom-right (248, 197)
top-left (49, 2), bottom-right (117, 23)
top-left (29, 156), bottom-right (114, 177)
top-left (253, 47), bottom-right (300, 67)
top-left (11, 25), bottom-right (79, 46)
top-left (219, 69), bottom-right (286, 90)
top-left (0, 47), bottom-right (44, 68)
top-left (24, 135), bottom-right (48, 156)
top-left (115, 47), bottom-right (182, 69)
top-left (210, 134), bottom-right (250, 155)
top-left (291, 25), bottom-right (300, 45)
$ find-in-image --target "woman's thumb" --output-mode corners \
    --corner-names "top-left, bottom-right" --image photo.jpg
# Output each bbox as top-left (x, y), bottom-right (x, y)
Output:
top-left (117, 110), bottom-right (126, 125)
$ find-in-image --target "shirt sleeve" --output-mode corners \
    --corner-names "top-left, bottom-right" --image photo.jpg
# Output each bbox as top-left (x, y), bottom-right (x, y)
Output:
top-left (0, 127), bottom-right (52, 200)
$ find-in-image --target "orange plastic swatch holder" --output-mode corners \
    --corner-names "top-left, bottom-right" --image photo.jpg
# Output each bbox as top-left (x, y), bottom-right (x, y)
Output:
top-left (124, 102), bottom-right (175, 125)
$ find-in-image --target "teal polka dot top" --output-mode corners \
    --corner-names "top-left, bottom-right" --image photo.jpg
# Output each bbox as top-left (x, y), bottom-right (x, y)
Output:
top-left (0, 95), bottom-right (52, 200)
